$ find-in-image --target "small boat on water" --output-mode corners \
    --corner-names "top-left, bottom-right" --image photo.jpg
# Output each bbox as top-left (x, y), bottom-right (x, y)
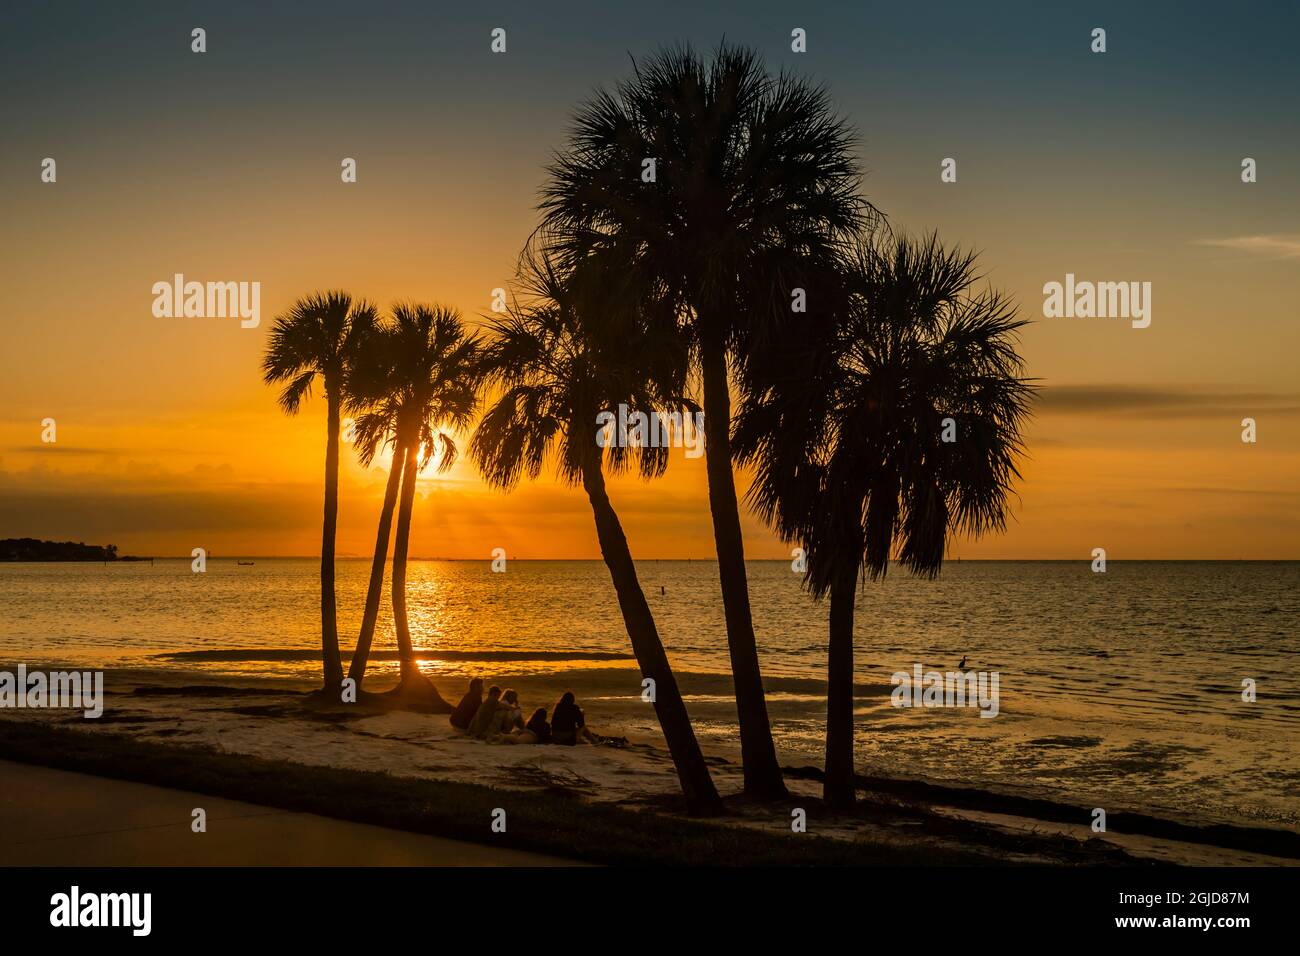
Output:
top-left (236, 561), bottom-right (255, 566)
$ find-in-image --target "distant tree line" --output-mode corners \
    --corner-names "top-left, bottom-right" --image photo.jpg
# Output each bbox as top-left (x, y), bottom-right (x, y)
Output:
top-left (0, 538), bottom-right (142, 561)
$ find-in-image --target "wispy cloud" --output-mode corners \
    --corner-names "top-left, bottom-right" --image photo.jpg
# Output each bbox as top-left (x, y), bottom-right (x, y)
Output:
top-left (1175, 486), bottom-right (1300, 497)
top-left (1039, 385), bottom-right (1300, 418)
top-left (7, 446), bottom-right (107, 455)
top-left (1192, 234), bottom-right (1300, 259)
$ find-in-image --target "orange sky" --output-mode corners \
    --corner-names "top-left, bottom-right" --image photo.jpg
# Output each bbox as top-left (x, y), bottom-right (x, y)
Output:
top-left (3, 5), bottom-right (1299, 560)
top-left (2, 166), bottom-right (1296, 559)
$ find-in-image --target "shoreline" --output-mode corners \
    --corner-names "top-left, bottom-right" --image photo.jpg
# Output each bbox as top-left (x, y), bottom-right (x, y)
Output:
top-left (1, 663), bottom-right (1296, 866)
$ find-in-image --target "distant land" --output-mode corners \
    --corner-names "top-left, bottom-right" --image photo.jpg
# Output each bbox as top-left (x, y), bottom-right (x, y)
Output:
top-left (0, 538), bottom-right (150, 562)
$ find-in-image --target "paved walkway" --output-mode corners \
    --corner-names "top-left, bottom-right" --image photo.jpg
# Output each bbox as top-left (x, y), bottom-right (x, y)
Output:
top-left (0, 759), bottom-right (576, 866)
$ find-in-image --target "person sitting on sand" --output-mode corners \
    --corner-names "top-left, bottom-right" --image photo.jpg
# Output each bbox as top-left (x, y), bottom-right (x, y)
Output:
top-left (490, 688), bottom-right (525, 736)
top-left (449, 677), bottom-right (483, 731)
top-left (467, 685), bottom-right (502, 739)
top-left (550, 691), bottom-right (599, 746)
top-left (496, 707), bottom-right (551, 745)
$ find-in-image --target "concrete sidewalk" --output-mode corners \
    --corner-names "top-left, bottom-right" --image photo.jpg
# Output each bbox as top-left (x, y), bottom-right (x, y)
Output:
top-left (0, 759), bottom-right (576, 866)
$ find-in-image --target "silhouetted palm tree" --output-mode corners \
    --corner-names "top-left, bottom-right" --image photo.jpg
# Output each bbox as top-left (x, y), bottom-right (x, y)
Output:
top-left (540, 42), bottom-right (873, 797)
top-left (381, 303), bottom-right (481, 705)
top-left (736, 232), bottom-right (1034, 807)
top-left (262, 291), bottom-right (376, 694)
top-left (341, 312), bottom-right (406, 690)
top-left (471, 241), bottom-right (723, 815)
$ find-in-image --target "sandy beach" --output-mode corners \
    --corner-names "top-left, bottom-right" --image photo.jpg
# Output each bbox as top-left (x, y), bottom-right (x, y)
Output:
top-left (2, 662), bottom-right (1296, 867)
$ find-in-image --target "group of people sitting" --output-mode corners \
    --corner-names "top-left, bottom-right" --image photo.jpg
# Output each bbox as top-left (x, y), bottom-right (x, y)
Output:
top-left (448, 678), bottom-right (620, 746)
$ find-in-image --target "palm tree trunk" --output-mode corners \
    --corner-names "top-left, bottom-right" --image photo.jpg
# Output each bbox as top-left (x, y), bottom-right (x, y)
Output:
top-left (699, 338), bottom-right (786, 798)
top-left (581, 457), bottom-right (723, 816)
top-left (390, 439), bottom-right (420, 683)
top-left (319, 390), bottom-right (345, 692)
top-left (387, 437), bottom-right (449, 709)
top-left (823, 562), bottom-right (859, 808)
top-left (347, 438), bottom-right (404, 688)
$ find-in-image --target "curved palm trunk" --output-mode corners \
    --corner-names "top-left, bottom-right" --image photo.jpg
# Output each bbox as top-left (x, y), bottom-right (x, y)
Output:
top-left (389, 438), bottom-right (449, 708)
top-left (699, 339), bottom-right (786, 798)
top-left (823, 563), bottom-right (860, 807)
top-left (390, 440), bottom-right (420, 683)
top-left (347, 438), bottom-right (405, 688)
top-left (581, 457), bottom-right (723, 815)
top-left (319, 390), bottom-right (345, 692)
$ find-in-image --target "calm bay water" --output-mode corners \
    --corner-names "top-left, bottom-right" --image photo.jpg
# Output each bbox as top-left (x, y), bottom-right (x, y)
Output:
top-left (2, 559), bottom-right (1297, 832)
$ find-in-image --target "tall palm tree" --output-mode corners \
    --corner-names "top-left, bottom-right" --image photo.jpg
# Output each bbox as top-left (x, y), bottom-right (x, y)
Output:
top-left (736, 232), bottom-right (1035, 807)
top-left (471, 241), bottom-right (723, 815)
top-left (540, 42), bottom-right (873, 797)
top-left (262, 291), bottom-right (376, 694)
top-left (381, 303), bottom-right (481, 705)
top-left (342, 313), bottom-right (406, 690)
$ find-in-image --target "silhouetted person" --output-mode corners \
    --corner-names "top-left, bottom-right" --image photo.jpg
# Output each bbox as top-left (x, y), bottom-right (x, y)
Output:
top-left (498, 707), bottom-right (551, 745)
top-left (525, 706), bottom-right (551, 743)
top-left (467, 685), bottom-right (502, 738)
top-left (551, 691), bottom-right (602, 745)
top-left (490, 688), bottom-right (524, 736)
top-left (449, 677), bottom-right (484, 731)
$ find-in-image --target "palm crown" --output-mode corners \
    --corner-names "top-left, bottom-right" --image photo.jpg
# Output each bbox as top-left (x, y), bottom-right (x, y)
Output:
top-left (349, 304), bottom-right (482, 475)
top-left (472, 241), bottom-right (692, 488)
top-left (737, 231), bottom-right (1035, 595)
top-left (262, 291), bottom-right (375, 410)
top-left (540, 42), bottom-right (873, 352)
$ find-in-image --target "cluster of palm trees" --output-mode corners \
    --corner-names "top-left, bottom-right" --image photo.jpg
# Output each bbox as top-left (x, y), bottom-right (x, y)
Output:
top-left (263, 295), bottom-right (480, 708)
top-left (262, 43), bottom-right (1032, 816)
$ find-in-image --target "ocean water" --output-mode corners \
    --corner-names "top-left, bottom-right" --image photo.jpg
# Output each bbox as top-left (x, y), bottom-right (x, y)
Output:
top-left (2, 559), bottom-right (1297, 832)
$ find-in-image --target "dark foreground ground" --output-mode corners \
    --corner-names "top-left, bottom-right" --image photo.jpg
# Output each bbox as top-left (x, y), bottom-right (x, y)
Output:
top-left (0, 758), bottom-right (575, 866)
top-left (0, 722), bottom-right (996, 866)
